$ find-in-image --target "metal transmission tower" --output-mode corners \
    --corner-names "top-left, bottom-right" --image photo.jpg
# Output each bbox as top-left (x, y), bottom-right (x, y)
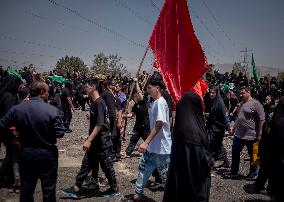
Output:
top-left (240, 47), bottom-right (252, 76)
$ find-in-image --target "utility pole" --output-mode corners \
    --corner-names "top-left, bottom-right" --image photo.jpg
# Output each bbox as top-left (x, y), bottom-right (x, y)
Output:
top-left (240, 47), bottom-right (252, 76)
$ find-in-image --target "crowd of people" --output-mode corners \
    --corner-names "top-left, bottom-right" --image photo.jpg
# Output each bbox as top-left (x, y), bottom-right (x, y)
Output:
top-left (0, 65), bottom-right (284, 201)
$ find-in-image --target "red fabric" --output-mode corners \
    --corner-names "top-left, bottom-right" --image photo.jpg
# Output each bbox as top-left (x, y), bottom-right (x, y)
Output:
top-left (192, 78), bottom-right (208, 99)
top-left (149, 0), bottom-right (208, 102)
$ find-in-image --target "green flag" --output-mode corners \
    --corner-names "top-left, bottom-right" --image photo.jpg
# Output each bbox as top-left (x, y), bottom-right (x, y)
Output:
top-left (7, 66), bottom-right (21, 78)
top-left (252, 54), bottom-right (259, 86)
top-left (48, 75), bottom-right (66, 83)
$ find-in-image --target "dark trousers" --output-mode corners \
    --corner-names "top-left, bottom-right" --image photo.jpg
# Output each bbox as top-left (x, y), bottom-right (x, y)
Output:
top-left (62, 107), bottom-right (72, 130)
top-left (112, 130), bottom-right (121, 158)
top-left (231, 136), bottom-right (259, 176)
top-left (210, 133), bottom-right (228, 162)
top-left (255, 157), bottom-right (270, 190)
top-left (75, 145), bottom-right (117, 190)
top-left (269, 159), bottom-right (284, 201)
top-left (125, 129), bottom-right (149, 156)
top-left (19, 148), bottom-right (58, 202)
top-left (0, 138), bottom-right (14, 187)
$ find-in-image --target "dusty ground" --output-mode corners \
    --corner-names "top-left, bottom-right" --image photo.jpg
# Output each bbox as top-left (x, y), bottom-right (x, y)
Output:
top-left (0, 110), bottom-right (272, 202)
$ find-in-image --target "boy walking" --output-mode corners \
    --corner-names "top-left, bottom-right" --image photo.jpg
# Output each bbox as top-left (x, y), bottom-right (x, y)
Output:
top-left (62, 78), bottom-right (119, 198)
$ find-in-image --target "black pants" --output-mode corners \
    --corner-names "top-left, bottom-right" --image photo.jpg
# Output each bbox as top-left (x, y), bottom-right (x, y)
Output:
top-left (269, 159), bottom-right (284, 201)
top-left (255, 157), bottom-right (270, 190)
top-left (75, 145), bottom-right (117, 190)
top-left (0, 137), bottom-right (14, 187)
top-left (19, 148), bottom-right (58, 202)
top-left (62, 107), bottom-right (72, 130)
top-left (126, 128), bottom-right (149, 156)
top-left (209, 130), bottom-right (228, 162)
top-left (112, 130), bottom-right (121, 158)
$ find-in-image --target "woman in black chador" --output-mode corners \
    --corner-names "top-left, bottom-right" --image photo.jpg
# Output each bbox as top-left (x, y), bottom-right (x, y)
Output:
top-left (205, 86), bottom-right (230, 168)
top-left (163, 92), bottom-right (214, 202)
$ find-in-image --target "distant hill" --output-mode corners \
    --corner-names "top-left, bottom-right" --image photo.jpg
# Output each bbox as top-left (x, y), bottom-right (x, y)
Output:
top-left (214, 63), bottom-right (280, 78)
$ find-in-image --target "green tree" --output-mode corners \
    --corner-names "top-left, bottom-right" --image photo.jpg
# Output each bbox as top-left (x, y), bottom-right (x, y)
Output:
top-left (91, 53), bottom-right (128, 77)
top-left (277, 71), bottom-right (284, 81)
top-left (54, 56), bottom-right (88, 77)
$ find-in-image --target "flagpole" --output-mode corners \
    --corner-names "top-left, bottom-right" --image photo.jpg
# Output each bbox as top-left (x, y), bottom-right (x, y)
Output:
top-left (125, 44), bottom-right (150, 113)
top-left (122, 44), bottom-right (149, 141)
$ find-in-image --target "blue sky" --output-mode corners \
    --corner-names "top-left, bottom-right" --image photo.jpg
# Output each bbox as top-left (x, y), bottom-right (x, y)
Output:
top-left (0, 0), bottom-right (283, 72)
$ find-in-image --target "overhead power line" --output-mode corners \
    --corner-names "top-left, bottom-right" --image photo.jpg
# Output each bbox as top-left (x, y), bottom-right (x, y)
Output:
top-left (47, 0), bottom-right (146, 48)
top-left (150, 0), bottom-right (160, 12)
top-left (0, 34), bottom-right (91, 57)
top-left (113, 0), bottom-right (153, 26)
top-left (26, 11), bottom-right (120, 43)
top-left (199, 0), bottom-right (236, 48)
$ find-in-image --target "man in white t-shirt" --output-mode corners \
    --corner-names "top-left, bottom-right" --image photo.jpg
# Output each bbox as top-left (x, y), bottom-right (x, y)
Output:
top-left (129, 77), bottom-right (172, 201)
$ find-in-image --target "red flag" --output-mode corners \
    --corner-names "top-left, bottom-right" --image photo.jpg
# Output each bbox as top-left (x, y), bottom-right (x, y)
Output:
top-left (192, 78), bottom-right (208, 99)
top-left (149, 0), bottom-right (207, 102)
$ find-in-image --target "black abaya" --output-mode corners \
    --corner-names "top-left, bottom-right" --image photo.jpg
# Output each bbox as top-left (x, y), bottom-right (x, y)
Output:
top-left (163, 92), bottom-right (213, 202)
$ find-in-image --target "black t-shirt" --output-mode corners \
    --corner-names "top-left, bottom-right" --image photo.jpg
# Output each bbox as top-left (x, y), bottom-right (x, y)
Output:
top-left (89, 97), bottom-right (112, 149)
top-left (228, 97), bottom-right (239, 114)
top-left (61, 88), bottom-right (71, 108)
top-left (101, 90), bottom-right (116, 118)
top-left (132, 99), bottom-right (149, 131)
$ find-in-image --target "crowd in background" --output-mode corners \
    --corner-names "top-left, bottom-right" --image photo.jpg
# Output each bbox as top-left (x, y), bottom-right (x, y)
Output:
top-left (0, 64), bottom-right (283, 201)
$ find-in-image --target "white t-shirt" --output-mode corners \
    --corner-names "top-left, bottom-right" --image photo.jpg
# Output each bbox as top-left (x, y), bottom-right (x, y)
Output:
top-left (147, 96), bottom-right (172, 154)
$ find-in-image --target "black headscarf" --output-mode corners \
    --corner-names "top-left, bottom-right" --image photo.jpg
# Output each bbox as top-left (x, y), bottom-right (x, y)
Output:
top-left (0, 75), bottom-right (22, 117)
top-left (173, 92), bottom-right (209, 149)
top-left (207, 86), bottom-right (229, 131)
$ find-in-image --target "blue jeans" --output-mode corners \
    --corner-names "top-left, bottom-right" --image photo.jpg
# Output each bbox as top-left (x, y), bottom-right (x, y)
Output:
top-left (135, 151), bottom-right (170, 195)
top-left (231, 136), bottom-right (259, 176)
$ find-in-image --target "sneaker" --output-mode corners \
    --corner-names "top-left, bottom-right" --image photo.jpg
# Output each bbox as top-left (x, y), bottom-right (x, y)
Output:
top-left (223, 174), bottom-right (240, 179)
top-left (61, 186), bottom-right (83, 199)
top-left (101, 187), bottom-right (120, 197)
top-left (245, 174), bottom-right (257, 181)
top-left (147, 181), bottom-right (164, 192)
top-left (82, 177), bottom-right (100, 189)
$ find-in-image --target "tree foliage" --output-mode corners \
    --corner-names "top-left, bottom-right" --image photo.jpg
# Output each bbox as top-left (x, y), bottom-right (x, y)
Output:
top-left (91, 53), bottom-right (129, 77)
top-left (54, 56), bottom-right (88, 77)
top-left (277, 71), bottom-right (284, 81)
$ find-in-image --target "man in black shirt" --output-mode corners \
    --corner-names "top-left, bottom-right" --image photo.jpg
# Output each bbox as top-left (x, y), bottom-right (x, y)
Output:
top-left (61, 78), bottom-right (119, 199)
top-left (123, 78), bottom-right (150, 157)
top-left (0, 81), bottom-right (65, 202)
top-left (61, 81), bottom-right (75, 133)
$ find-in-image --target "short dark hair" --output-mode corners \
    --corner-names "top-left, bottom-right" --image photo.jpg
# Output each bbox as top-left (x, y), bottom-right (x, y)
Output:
top-left (30, 81), bottom-right (47, 97)
top-left (147, 77), bottom-right (165, 90)
top-left (209, 85), bottom-right (219, 92)
top-left (18, 87), bottom-right (30, 100)
top-left (86, 78), bottom-right (102, 94)
top-left (239, 86), bottom-right (251, 93)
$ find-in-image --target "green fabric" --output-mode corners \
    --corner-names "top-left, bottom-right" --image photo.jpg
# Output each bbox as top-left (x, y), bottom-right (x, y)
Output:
top-left (252, 54), bottom-right (260, 86)
top-left (7, 67), bottom-right (21, 78)
top-left (48, 75), bottom-right (66, 83)
top-left (221, 80), bottom-right (229, 93)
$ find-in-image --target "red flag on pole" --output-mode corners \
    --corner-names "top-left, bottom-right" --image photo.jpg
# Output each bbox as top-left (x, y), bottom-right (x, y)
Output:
top-left (149, 0), bottom-right (208, 102)
top-left (192, 78), bottom-right (208, 99)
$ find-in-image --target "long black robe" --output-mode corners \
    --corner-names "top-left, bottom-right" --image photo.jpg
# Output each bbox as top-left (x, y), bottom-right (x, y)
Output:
top-left (163, 92), bottom-right (214, 202)
top-left (206, 88), bottom-right (229, 161)
top-left (268, 100), bottom-right (284, 201)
